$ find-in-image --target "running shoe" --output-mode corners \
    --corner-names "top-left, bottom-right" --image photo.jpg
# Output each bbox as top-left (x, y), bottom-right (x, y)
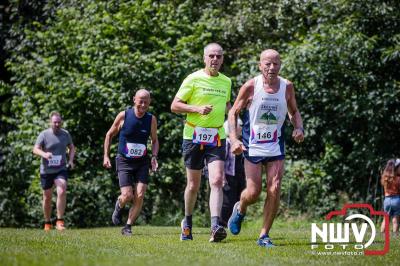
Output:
top-left (257, 234), bottom-right (276, 248)
top-left (209, 225), bottom-right (227, 242)
top-left (112, 199), bottom-right (122, 225)
top-left (55, 220), bottom-right (66, 231)
top-left (180, 219), bottom-right (193, 240)
top-left (121, 225), bottom-right (132, 236)
top-left (44, 223), bottom-right (52, 231)
top-left (228, 201), bottom-right (245, 235)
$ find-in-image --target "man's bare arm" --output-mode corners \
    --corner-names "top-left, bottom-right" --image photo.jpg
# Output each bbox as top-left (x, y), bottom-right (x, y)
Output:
top-left (228, 79), bottom-right (254, 154)
top-left (228, 79), bottom-right (253, 141)
top-left (103, 111), bottom-right (124, 168)
top-left (67, 143), bottom-right (76, 169)
top-left (33, 145), bottom-right (52, 159)
top-left (286, 82), bottom-right (304, 143)
top-left (150, 115), bottom-right (159, 171)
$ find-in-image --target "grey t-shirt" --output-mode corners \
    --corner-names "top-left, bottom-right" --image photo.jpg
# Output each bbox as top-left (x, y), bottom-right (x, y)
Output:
top-left (35, 128), bottom-right (73, 174)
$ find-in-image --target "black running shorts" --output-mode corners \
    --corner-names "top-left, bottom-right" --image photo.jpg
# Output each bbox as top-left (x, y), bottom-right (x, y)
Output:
top-left (40, 170), bottom-right (68, 190)
top-left (182, 139), bottom-right (226, 170)
top-left (115, 155), bottom-right (150, 187)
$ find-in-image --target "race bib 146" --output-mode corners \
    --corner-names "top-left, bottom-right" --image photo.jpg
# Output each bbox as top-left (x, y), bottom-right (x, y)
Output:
top-left (251, 124), bottom-right (278, 144)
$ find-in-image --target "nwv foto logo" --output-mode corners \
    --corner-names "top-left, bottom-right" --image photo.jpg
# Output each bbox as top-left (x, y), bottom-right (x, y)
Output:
top-left (310, 203), bottom-right (390, 256)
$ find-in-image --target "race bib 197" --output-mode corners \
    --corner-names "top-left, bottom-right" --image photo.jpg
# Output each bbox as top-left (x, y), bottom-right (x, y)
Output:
top-left (125, 143), bottom-right (146, 158)
top-left (48, 155), bottom-right (62, 167)
top-left (192, 127), bottom-right (218, 146)
top-left (251, 124), bottom-right (278, 144)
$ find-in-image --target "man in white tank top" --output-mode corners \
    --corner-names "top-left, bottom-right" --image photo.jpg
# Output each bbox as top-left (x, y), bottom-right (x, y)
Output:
top-left (227, 49), bottom-right (304, 247)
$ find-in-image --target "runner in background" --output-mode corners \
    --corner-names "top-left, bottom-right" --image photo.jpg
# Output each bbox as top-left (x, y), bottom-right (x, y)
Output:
top-left (33, 111), bottom-right (75, 231)
top-left (103, 89), bottom-right (159, 236)
top-left (220, 119), bottom-right (245, 227)
top-left (380, 158), bottom-right (400, 235)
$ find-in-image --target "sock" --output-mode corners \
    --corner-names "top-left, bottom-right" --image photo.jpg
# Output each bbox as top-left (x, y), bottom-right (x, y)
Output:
top-left (185, 215), bottom-right (192, 228)
top-left (118, 198), bottom-right (123, 209)
top-left (125, 224), bottom-right (132, 229)
top-left (44, 220), bottom-right (51, 224)
top-left (236, 203), bottom-right (244, 216)
top-left (211, 216), bottom-right (219, 227)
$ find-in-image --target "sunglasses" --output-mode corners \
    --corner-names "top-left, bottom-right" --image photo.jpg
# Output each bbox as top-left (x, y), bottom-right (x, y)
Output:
top-left (207, 54), bottom-right (222, 59)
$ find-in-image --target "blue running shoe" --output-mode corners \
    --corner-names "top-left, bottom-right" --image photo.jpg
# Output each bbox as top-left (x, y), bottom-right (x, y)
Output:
top-left (112, 199), bottom-right (122, 225)
top-left (257, 234), bottom-right (276, 248)
top-left (209, 225), bottom-right (227, 242)
top-left (121, 225), bottom-right (132, 236)
top-left (180, 219), bottom-right (193, 240)
top-left (228, 201), bottom-right (245, 235)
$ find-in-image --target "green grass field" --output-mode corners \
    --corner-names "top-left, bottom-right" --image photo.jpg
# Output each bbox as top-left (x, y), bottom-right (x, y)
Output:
top-left (1, 220), bottom-right (399, 266)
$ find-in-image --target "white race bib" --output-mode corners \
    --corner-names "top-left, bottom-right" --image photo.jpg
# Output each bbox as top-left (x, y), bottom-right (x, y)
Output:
top-left (125, 143), bottom-right (146, 158)
top-left (252, 124), bottom-right (278, 143)
top-left (48, 155), bottom-right (62, 167)
top-left (192, 127), bottom-right (218, 146)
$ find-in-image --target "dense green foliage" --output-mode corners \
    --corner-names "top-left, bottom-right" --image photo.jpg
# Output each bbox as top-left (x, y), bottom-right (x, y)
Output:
top-left (0, 0), bottom-right (399, 227)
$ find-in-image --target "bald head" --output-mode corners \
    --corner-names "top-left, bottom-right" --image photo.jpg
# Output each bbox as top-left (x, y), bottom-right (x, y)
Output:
top-left (204, 43), bottom-right (224, 55)
top-left (260, 49), bottom-right (280, 62)
top-left (259, 49), bottom-right (281, 81)
top-left (203, 43), bottom-right (224, 76)
top-left (135, 89), bottom-right (150, 99)
top-left (133, 89), bottom-right (151, 115)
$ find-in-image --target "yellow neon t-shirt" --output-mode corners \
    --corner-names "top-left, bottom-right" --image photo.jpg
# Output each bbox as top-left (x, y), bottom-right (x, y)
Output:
top-left (176, 70), bottom-right (231, 139)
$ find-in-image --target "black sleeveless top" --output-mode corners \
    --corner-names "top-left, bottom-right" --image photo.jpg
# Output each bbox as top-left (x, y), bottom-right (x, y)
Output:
top-left (118, 108), bottom-right (152, 159)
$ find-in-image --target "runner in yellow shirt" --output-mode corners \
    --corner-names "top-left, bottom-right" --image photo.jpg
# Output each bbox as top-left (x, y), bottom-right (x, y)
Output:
top-left (171, 43), bottom-right (231, 242)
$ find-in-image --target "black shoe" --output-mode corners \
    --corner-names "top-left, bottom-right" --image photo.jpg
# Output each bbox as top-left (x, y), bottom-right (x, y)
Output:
top-left (209, 225), bottom-right (227, 242)
top-left (112, 200), bottom-right (122, 225)
top-left (121, 226), bottom-right (132, 236)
